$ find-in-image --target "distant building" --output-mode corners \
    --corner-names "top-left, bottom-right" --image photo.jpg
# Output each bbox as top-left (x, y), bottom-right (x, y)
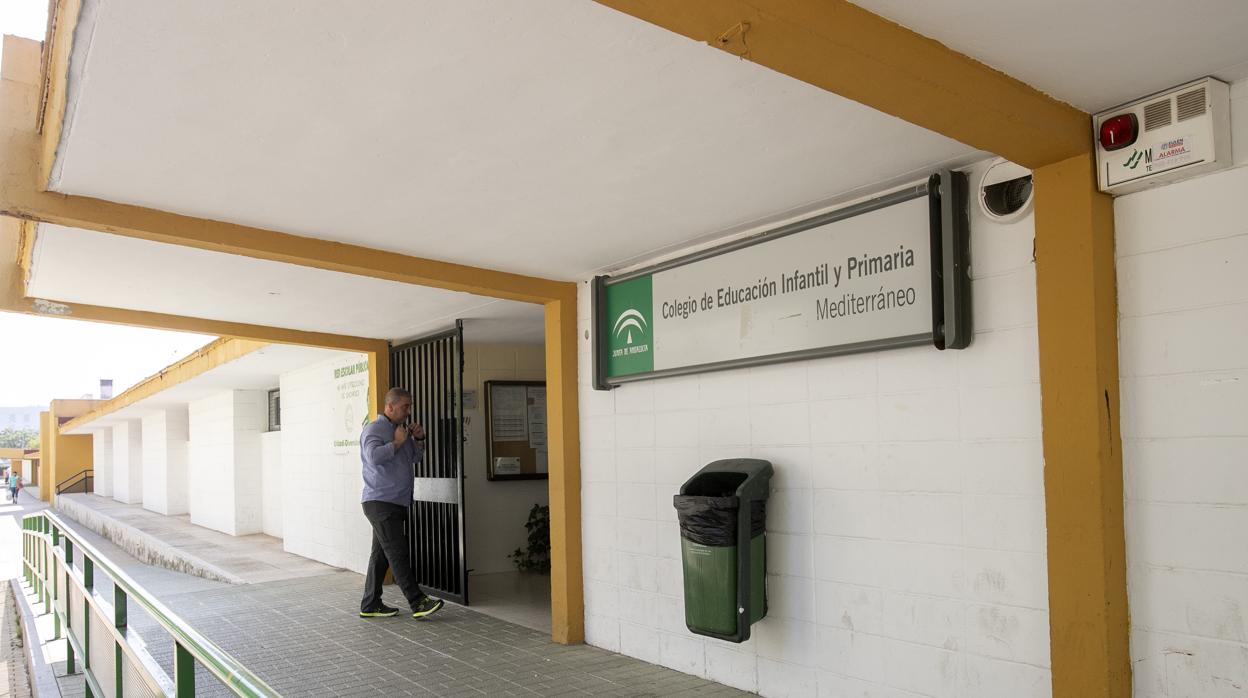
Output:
top-left (0, 406), bottom-right (41, 431)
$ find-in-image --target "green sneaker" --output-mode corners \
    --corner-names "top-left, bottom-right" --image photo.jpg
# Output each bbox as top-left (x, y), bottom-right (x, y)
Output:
top-left (412, 596), bottom-right (444, 619)
top-left (359, 604), bottom-right (399, 618)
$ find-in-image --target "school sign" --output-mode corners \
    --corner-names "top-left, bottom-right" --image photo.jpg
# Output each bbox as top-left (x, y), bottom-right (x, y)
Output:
top-left (593, 173), bottom-right (971, 388)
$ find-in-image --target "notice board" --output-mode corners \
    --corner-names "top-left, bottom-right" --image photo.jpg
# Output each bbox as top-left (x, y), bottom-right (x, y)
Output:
top-left (485, 380), bottom-right (548, 481)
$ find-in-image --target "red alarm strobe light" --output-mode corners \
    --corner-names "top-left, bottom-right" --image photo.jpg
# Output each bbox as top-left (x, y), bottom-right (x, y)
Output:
top-left (1099, 113), bottom-right (1138, 151)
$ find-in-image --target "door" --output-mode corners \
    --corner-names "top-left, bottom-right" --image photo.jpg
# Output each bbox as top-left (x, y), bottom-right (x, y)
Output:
top-left (390, 321), bottom-right (468, 605)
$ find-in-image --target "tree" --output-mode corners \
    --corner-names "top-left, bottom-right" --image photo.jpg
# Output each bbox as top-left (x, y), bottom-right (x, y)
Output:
top-left (0, 428), bottom-right (38, 450)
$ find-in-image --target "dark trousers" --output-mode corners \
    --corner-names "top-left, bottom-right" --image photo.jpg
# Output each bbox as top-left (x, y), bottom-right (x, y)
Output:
top-left (361, 500), bottom-right (427, 611)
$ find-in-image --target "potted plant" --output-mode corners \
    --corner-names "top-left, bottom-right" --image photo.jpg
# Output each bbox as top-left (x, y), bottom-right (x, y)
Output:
top-left (508, 504), bottom-right (550, 574)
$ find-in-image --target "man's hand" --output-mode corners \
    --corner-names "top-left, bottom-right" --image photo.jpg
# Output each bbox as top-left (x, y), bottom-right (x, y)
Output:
top-left (409, 423), bottom-right (426, 441)
top-left (393, 424), bottom-right (409, 447)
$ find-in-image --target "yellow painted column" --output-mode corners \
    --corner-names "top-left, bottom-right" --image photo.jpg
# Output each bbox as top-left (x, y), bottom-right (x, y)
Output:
top-left (1033, 152), bottom-right (1130, 697)
top-left (37, 411), bottom-right (50, 499)
top-left (544, 292), bottom-right (584, 644)
top-left (367, 341), bottom-right (390, 420)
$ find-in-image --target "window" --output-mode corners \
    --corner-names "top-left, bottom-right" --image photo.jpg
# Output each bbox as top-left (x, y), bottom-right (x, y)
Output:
top-left (267, 389), bottom-right (281, 432)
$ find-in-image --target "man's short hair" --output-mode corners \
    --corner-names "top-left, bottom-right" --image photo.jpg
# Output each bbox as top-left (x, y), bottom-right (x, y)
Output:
top-left (385, 387), bottom-right (412, 405)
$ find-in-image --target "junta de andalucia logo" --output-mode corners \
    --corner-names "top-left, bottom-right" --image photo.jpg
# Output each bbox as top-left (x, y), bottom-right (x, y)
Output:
top-left (605, 275), bottom-right (654, 376)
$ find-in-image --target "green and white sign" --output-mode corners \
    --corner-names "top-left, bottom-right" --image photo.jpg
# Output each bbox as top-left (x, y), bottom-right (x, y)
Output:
top-left (594, 176), bottom-right (970, 387)
top-left (605, 275), bottom-right (655, 377)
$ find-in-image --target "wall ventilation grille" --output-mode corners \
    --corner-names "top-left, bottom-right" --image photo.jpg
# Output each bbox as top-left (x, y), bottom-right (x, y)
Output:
top-left (1177, 87), bottom-right (1207, 122)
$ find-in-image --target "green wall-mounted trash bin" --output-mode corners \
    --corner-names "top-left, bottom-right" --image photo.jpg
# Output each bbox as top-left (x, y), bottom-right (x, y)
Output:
top-left (673, 458), bottom-right (772, 643)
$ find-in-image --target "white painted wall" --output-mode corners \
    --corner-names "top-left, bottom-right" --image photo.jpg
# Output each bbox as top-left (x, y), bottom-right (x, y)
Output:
top-left (233, 391), bottom-right (266, 535)
top-left (91, 428), bottom-right (113, 497)
top-left (462, 342), bottom-right (549, 575)
top-left (141, 412), bottom-right (169, 513)
top-left (111, 421), bottom-right (142, 504)
top-left (577, 159), bottom-right (1050, 697)
top-left (189, 392), bottom-right (232, 532)
top-left (260, 431), bottom-right (283, 538)
top-left (188, 390), bottom-right (266, 535)
top-left (1117, 78), bottom-right (1248, 697)
top-left (279, 352), bottom-right (372, 573)
top-left (141, 408), bottom-right (189, 515)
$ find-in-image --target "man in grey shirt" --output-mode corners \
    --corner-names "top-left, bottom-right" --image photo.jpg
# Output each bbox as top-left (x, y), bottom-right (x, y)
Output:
top-left (358, 387), bottom-right (444, 619)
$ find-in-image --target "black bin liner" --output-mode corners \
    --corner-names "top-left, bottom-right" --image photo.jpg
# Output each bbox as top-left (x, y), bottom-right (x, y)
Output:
top-left (674, 496), bottom-right (766, 547)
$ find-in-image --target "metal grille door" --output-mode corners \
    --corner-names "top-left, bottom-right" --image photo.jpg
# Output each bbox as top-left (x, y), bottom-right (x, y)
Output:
top-left (390, 322), bottom-right (468, 605)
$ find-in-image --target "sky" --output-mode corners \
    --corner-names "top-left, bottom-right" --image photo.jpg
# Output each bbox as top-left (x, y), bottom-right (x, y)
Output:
top-left (0, 1), bottom-right (216, 409)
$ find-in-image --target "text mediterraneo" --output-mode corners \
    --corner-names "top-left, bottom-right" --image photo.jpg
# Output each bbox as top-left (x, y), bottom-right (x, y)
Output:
top-left (660, 245), bottom-right (918, 322)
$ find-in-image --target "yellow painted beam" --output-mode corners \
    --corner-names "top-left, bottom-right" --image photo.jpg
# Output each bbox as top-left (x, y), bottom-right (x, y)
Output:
top-left (16, 218), bottom-right (35, 288)
top-left (1034, 153), bottom-right (1129, 697)
top-left (544, 291), bottom-right (584, 644)
top-left (38, 0), bottom-right (80, 188)
top-left (0, 35), bottom-right (570, 305)
top-left (0, 216), bottom-right (386, 353)
top-left (59, 338), bottom-right (269, 433)
top-left (593, 0), bottom-right (1090, 169)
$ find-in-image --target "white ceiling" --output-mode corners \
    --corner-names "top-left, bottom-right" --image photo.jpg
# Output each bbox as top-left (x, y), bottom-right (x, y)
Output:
top-left (28, 224), bottom-right (545, 344)
top-left (851, 0), bottom-right (1248, 113)
top-left (48, 0), bottom-right (977, 281)
top-left (62, 343), bottom-right (348, 433)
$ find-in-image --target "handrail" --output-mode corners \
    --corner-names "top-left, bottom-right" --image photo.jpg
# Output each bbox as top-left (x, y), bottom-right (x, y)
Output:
top-left (21, 510), bottom-right (280, 697)
top-left (56, 469), bottom-right (93, 494)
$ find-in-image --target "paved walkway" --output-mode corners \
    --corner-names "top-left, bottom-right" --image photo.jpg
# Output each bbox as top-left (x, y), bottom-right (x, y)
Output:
top-left (1, 583), bottom-right (32, 698)
top-left (12, 495), bottom-right (749, 697)
top-left (0, 490), bottom-right (46, 698)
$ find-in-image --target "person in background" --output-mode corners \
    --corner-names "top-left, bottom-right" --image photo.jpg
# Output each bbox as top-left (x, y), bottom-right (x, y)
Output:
top-left (357, 387), bottom-right (444, 620)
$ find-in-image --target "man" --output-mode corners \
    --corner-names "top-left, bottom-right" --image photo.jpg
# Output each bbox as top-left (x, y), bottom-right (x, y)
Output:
top-left (359, 387), bottom-right (444, 619)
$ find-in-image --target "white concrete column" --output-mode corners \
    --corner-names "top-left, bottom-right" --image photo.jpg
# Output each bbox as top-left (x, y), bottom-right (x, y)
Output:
top-left (232, 390), bottom-right (266, 536)
top-left (111, 421), bottom-right (142, 504)
top-left (188, 390), bottom-right (266, 536)
top-left (91, 428), bottom-right (113, 497)
top-left (260, 431), bottom-right (283, 538)
top-left (141, 408), bottom-right (189, 515)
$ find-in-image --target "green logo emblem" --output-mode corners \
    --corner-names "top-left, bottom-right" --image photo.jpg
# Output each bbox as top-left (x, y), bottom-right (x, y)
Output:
top-left (1123, 147), bottom-right (1152, 170)
top-left (605, 276), bottom-right (654, 377)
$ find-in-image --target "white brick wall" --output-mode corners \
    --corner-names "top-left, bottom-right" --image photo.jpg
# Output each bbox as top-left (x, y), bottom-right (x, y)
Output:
top-left (141, 412), bottom-right (169, 513)
top-left (280, 352), bottom-right (373, 573)
top-left (577, 158), bottom-right (1050, 697)
top-left (1117, 77), bottom-right (1248, 698)
top-left (233, 390), bottom-right (267, 535)
top-left (91, 428), bottom-right (113, 497)
top-left (111, 420), bottom-right (142, 504)
top-left (141, 408), bottom-right (189, 515)
top-left (188, 390), bottom-right (266, 535)
top-left (462, 342), bottom-right (549, 574)
top-left (189, 392), bottom-right (236, 533)
top-left (260, 431), bottom-right (283, 538)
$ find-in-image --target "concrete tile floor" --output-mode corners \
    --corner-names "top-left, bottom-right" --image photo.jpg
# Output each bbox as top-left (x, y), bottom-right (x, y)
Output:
top-left (41, 569), bottom-right (749, 697)
top-left (20, 511), bottom-right (749, 697)
top-left (468, 572), bottom-right (552, 635)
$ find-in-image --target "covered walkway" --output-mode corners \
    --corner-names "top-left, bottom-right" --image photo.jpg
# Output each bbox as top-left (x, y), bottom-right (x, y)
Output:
top-left (13, 501), bottom-right (745, 697)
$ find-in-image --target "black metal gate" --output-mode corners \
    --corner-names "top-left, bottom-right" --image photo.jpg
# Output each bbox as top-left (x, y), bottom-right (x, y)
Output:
top-left (390, 321), bottom-right (468, 605)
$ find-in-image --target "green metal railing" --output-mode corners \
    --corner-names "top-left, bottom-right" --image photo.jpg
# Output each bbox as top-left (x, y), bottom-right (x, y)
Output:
top-left (21, 511), bottom-right (280, 697)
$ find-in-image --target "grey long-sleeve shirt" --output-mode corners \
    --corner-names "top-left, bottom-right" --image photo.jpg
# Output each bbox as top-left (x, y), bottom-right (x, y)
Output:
top-left (360, 414), bottom-right (425, 505)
